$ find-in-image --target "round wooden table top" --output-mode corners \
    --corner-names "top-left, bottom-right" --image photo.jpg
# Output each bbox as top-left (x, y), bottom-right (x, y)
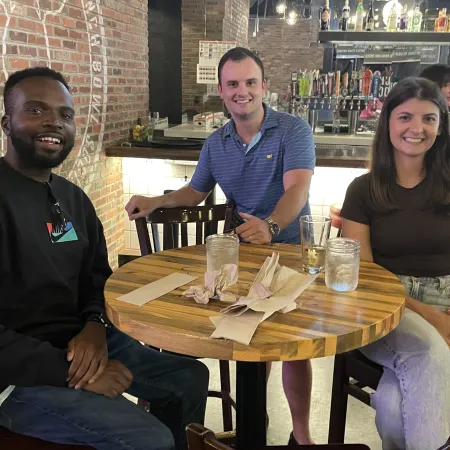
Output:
top-left (105, 243), bottom-right (406, 362)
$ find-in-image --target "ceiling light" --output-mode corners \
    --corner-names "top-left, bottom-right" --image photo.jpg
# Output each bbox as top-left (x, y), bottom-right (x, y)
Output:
top-left (276, 2), bottom-right (287, 14)
top-left (286, 15), bottom-right (298, 25)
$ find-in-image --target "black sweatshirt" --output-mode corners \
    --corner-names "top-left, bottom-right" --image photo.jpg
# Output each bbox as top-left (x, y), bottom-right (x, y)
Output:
top-left (0, 158), bottom-right (112, 388)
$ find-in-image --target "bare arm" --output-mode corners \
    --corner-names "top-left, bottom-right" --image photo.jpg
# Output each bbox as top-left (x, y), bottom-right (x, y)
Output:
top-left (342, 218), bottom-right (374, 262)
top-left (270, 169), bottom-right (313, 230)
top-left (125, 185), bottom-right (209, 220)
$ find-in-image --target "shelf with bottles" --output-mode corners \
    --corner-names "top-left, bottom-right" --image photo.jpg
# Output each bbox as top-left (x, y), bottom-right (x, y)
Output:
top-left (318, 31), bottom-right (450, 44)
top-left (319, 0), bottom-right (450, 37)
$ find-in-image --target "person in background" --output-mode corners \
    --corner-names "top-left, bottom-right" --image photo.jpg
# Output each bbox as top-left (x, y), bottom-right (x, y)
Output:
top-left (420, 63), bottom-right (450, 106)
top-left (0, 67), bottom-right (209, 450)
top-left (126, 47), bottom-right (317, 446)
top-left (341, 77), bottom-right (450, 449)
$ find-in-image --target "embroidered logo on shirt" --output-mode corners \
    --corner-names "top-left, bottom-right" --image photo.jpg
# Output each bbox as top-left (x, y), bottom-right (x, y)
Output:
top-left (266, 154), bottom-right (273, 159)
top-left (46, 222), bottom-right (79, 244)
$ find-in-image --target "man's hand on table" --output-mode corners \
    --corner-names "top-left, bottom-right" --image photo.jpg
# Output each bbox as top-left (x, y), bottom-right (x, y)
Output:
top-left (67, 322), bottom-right (108, 389)
top-left (125, 195), bottom-right (159, 220)
top-left (83, 360), bottom-right (133, 398)
top-left (236, 213), bottom-right (272, 245)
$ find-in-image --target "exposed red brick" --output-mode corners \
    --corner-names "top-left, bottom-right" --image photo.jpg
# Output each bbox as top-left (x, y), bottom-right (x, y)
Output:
top-left (0, 0), bottom-right (149, 269)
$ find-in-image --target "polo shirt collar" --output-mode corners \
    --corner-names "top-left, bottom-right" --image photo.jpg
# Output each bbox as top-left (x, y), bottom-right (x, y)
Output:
top-left (224, 104), bottom-right (279, 139)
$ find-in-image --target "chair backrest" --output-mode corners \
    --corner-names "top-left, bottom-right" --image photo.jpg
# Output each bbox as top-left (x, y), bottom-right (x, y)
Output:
top-left (135, 201), bottom-right (234, 256)
top-left (185, 424), bottom-right (371, 450)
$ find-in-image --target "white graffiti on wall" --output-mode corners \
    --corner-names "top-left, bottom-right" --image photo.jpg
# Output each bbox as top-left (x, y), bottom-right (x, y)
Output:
top-left (0, 0), bottom-right (108, 193)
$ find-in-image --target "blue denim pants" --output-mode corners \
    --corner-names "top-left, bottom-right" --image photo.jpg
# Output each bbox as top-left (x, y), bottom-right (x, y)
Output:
top-left (360, 274), bottom-right (450, 450)
top-left (0, 327), bottom-right (209, 450)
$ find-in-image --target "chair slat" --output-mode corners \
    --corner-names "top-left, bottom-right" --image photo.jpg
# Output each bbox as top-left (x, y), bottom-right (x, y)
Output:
top-left (181, 223), bottom-right (188, 247)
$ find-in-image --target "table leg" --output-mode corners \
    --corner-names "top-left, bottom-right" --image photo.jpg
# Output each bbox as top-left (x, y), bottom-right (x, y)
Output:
top-left (236, 361), bottom-right (267, 450)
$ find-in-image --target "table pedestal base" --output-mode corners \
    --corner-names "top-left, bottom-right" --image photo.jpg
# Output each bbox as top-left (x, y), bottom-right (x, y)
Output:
top-left (236, 361), bottom-right (267, 450)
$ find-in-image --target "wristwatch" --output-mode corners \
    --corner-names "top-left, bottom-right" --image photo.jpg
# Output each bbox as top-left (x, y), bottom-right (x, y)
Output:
top-left (265, 217), bottom-right (281, 237)
top-left (85, 313), bottom-right (110, 328)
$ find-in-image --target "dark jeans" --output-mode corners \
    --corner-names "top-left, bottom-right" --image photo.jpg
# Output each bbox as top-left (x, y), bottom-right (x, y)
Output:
top-left (0, 327), bottom-right (209, 450)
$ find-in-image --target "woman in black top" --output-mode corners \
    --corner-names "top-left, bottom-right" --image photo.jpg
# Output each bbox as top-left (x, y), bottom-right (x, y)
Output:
top-left (341, 78), bottom-right (450, 450)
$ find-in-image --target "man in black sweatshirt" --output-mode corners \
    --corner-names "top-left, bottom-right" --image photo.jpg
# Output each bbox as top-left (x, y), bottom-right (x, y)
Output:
top-left (0, 67), bottom-right (209, 450)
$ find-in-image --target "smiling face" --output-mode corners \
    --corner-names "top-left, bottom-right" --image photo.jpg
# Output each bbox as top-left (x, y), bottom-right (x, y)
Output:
top-left (389, 97), bottom-right (440, 159)
top-left (217, 57), bottom-right (266, 121)
top-left (1, 76), bottom-right (76, 170)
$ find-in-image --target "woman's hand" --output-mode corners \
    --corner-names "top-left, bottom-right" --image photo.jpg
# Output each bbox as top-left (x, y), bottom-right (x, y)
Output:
top-left (423, 307), bottom-right (450, 347)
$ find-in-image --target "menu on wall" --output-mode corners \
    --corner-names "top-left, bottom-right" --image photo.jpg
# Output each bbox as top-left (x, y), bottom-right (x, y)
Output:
top-left (197, 40), bottom-right (236, 85)
top-left (392, 46), bottom-right (421, 63)
top-left (420, 45), bottom-right (441, 65)
top-left (364, 46), bottom-right (394, 64)
top-left (335, 44), bottom-right (366, 59)
top-left (335, 44), bottom-right (442, 66)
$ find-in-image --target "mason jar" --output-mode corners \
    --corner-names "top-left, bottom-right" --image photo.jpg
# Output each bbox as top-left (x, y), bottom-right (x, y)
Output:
top-left (205, 234), bottom-right (239, 275)
top-left (325, 238), bottom-right (360, 292)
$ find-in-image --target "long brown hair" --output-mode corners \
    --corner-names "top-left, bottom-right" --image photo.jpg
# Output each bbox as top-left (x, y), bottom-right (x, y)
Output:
top-left (369, 77), bottom-right (450, 215)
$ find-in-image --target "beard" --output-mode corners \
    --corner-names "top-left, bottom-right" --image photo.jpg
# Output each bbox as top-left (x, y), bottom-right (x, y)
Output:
top-left (10, 124), bottom-right (74, 170)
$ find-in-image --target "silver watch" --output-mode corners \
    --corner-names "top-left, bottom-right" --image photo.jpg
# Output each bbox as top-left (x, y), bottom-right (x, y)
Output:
top-left (265, 217), bottom-right (280, 236)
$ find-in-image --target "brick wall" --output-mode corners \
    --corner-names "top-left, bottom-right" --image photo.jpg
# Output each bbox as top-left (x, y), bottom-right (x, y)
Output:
top-left (181, 0), bottom-right (250, 112)
top-left (248, 18), bottom-right (324, 98)
top-left (0, 0), bottom-right (149, 269)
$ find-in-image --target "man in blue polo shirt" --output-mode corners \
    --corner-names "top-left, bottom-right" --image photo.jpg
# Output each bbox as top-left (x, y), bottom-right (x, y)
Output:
top-left (126, 47), bottom-right (316, 446)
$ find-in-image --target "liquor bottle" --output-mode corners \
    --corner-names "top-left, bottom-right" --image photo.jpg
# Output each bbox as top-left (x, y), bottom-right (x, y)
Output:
top-left (399, 5), bottom-right (408, 31)
top-left (436, 8), bottom-right (448, 32)
top-left (365, 1), bottom-right (375, 30)
top-left (355, 0), bottom-right (365, 31)
top-left (410, 5), bottom-right (423, 32)
top-left (320, 0), bottom-right (331, 30)
top-left (341, 0), bottom-right (351, 31)
top-left (386, 4), bottom-right (398, 31)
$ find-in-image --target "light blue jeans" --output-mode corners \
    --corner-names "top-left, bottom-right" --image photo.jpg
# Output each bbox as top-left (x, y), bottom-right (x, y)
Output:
top-left (0, 327), bottom-right (209, 450)
top-left (360, 274), bottom-right (450, 450)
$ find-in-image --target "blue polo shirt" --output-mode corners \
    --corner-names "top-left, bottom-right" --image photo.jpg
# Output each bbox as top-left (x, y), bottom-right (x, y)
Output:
top-left (190, 106), bottom-right (316, 244)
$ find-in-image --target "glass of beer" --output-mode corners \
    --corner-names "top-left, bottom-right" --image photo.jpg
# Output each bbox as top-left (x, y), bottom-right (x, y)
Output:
top-left (300, 215), bottom-right (331, 275)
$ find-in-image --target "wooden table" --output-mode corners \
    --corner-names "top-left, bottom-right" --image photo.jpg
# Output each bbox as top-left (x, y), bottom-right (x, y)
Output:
top-left (105, 243), bottom-right (405, 450)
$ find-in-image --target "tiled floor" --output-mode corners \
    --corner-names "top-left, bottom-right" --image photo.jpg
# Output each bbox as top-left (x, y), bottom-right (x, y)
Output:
top-left (201, 356), bottom-right (382, 449)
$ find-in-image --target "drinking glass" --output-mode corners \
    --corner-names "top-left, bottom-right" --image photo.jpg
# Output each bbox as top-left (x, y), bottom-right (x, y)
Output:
top-left (325, 238), bottom-right (360, 292)
top-left (205, 234), bottom-right (239, 274)
top-left (300, 215), bottom-right (331, 274)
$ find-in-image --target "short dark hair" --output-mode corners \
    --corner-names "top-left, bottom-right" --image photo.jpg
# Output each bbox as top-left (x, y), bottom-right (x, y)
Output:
top-left (3, 67), bottom-right (70, 115)
top-left (217, 47), bottom-right (265, 86)
top-left (419, 64), bottom-right (450, 88)
top-left (369, 77), bottom-right (450, 215)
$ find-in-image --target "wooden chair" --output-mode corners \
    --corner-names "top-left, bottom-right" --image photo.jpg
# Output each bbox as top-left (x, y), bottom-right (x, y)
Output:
top-left (327, 205), bottom-right (384, 444)
top-left (186, 424), bottom-right (371, 450)
top-left (135, 201), bottom-right (236, 432)
top-left (0, 427), bottom-right (93, 450)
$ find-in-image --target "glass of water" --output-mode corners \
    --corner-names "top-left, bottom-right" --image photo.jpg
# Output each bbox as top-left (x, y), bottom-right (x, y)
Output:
top-left (325, 238), bottom-right (360, 292)
top-left (206, 234), bottom-right (239, 274)
top-left (300, 215), bottom-right (331, 275)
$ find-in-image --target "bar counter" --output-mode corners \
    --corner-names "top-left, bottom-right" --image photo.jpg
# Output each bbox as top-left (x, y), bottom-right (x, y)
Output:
top-left (105, 144), bottom-right (370, 169)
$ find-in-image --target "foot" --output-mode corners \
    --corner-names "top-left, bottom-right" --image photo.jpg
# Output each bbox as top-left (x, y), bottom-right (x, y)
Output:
top-left (288, 432), bottom-right (315, 448)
